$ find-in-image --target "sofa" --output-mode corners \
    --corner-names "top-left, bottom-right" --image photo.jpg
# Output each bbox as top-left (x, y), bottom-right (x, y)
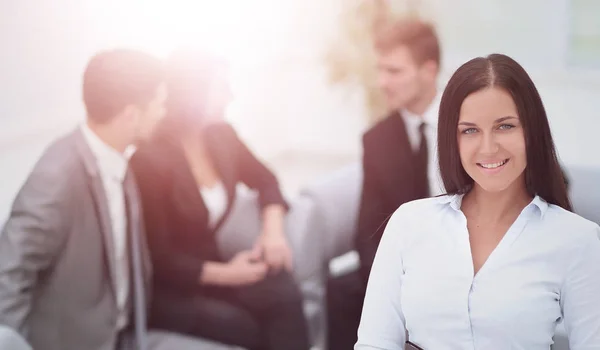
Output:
top-left (217, 185), bottom-right (329, 349)
top-left (565, 165), bottom-right (600, 224)
top-left (217, 162), bottom-right (600, 350)
top-left (216, 163), bottom-right (362, 349)
top-left (1, 156), bottom-right (593, 349)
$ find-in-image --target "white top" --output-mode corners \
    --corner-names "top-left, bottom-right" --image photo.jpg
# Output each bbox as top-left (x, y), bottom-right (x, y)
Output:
top-left (81, 124), bottom-right (131, 330)
top-left (401, 93), bottom-right (444, 196)
top-left (356, 195), bottom-right (600, 350)
top-left (200, 181), bottom-right (228, 229)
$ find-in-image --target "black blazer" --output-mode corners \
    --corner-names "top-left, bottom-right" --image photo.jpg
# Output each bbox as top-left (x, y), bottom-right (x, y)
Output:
top-left (356, 112), bottom-right (429, 280)
top-left (130, 122), bottom-right (288, 292)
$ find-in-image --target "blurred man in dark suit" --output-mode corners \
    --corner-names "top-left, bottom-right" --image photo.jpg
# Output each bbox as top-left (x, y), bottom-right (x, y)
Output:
top-left (327, 19), bottom-right (444, 350)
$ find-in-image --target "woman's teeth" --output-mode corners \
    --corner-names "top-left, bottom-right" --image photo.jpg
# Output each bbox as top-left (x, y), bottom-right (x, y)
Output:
top-left (479, 159), bottom-right (508, 169)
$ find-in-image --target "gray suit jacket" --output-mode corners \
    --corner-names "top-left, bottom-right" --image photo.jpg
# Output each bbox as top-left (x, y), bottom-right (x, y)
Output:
top-left (0, 128), bottom-right (152, 350)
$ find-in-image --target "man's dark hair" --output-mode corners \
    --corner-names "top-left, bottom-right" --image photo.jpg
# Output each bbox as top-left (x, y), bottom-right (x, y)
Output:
top-left (82, 49), bottom-right (164, 124)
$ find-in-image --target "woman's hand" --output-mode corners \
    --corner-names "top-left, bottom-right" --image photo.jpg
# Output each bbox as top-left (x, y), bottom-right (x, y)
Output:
top-left (254, 231), bottom-right (293, 273)
top-left (225, 250), bottom-right (269, 286)
top-left (200, 251), bottom-right (268, 287)
top-left (255, 204), bottom-right (294, 273)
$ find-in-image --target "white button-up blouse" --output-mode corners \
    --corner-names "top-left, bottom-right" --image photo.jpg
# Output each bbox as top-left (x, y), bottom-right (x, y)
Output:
top-left (356, 195), bottom-right (600, 350)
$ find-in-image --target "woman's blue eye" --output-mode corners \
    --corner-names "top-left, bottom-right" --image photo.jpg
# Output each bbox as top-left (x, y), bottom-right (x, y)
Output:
top-left (462, 128), bottom-right (477, 134)
top-left (498, 124), bottom-right (515, 130)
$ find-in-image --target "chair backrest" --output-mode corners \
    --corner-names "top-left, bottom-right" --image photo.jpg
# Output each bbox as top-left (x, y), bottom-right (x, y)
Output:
top-left (566, 165), bottom-right (600, 225)
top-left (550, 164), bottom-right (600, 350)
top-left (300, 162), bottom-right (363, 261)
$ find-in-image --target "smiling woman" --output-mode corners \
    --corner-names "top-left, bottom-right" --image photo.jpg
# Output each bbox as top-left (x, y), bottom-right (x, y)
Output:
top-left (438, 53), bottom-right (571, 210)
top-left (355, 53), bottom-right (600, 350)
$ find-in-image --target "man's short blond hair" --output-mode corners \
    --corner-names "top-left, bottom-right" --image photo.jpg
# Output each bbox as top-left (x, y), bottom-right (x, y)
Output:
top-left (375, 18), bottom-right (441, 66)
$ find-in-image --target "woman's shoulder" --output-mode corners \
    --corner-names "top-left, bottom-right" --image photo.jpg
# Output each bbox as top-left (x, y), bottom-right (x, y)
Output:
top-left (543, 203), bottom-right (600, 243)
top-left (385, 196), bottom-right (453, 240)
top-left (391, 195), bottom-right (454, 219)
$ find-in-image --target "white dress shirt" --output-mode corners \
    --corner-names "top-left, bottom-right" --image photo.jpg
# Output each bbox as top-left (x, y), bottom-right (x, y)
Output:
top-left (356, 195), bottom-right (600, 350)
top-left (401, 93), bottom-right (443, 196)
top-left (81, 124), bottom-right (131, 329)
top-left (200, 183), bottom-right (253, 229)
top-left (199, 181), bottom-right (228, 229)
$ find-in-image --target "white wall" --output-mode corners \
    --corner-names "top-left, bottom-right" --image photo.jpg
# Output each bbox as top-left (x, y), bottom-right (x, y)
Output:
top-left (233, 0), bottom-right (600, 167)
top-left (1, 0), bottom-right (599, 219)
top-left (1, 0), bottom-right (99, 219)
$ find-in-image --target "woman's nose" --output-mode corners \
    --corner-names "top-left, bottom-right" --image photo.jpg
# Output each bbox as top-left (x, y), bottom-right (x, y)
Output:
top-left (479, 132), bottom-right (499, 155)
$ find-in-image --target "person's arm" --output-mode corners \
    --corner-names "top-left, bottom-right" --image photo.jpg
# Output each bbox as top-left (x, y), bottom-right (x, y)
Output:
top-left (219, 124), bottom-right (292, 270)
top-left (223, 124), bottom-right (288, 211)
top-left (261, 204), bottom-right (286, 235)
top-left (199, 262), bottom-right (230, 285)
top-left (356, 140), bottom-right (387, 282)
top-left (560, 225), bottom-right (600, 349)
top-left (0, 154), bottom-right (71, 336)
top-left (201, 252), bottom-right (267, 286)
top-left (355, 205), bottom-right (408, 350)
top-left (254, 203), bottom-right (292, 271)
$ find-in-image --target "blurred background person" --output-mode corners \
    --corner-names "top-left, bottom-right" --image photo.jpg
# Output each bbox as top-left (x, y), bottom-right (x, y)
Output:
top-left (327, 18), bottom-right (443, 350)
top-left (130, 50), bottom-right (310, 350)
top-left (0, 49), bottom-right (213, 350)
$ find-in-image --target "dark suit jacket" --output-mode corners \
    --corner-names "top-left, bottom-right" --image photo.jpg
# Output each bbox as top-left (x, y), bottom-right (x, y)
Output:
top-left (356, 112), bottom-right (429, 281)
top-left (130, 122), bottom-right (288, 294)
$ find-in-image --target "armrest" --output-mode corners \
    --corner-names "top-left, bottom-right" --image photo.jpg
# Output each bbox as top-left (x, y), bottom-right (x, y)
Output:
top-left (329, 250), bottom-right (360, 277)
top-left (300, 162), bottom-right (363, 261)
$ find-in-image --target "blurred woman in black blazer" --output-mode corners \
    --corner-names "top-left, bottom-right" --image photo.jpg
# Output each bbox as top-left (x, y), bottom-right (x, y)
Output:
top-left (131, 51), bottom-right (310, 350)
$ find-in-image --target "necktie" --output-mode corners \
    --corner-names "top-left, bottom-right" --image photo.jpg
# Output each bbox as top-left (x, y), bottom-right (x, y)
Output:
top-left (123, 172), bottom-right (148, 350)
top-left (417, 122), bottom-right (430, 197)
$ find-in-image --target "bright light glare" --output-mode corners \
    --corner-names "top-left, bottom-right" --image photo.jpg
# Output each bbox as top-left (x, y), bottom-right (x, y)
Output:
top-left (90, 0), bottom-right (290, 128)
top-left (99, 0), bottom-right (252, 60)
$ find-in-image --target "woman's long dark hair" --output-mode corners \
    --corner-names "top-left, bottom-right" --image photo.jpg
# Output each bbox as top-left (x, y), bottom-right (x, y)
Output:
top-left (437, 53), bottom-right (572, 211)
top-left (154, 50), bottom-right (228, 141)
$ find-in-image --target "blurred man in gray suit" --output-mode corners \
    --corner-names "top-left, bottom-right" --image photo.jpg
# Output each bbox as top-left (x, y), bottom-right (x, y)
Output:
top-left (0, 49), bottom-right (227, 350)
